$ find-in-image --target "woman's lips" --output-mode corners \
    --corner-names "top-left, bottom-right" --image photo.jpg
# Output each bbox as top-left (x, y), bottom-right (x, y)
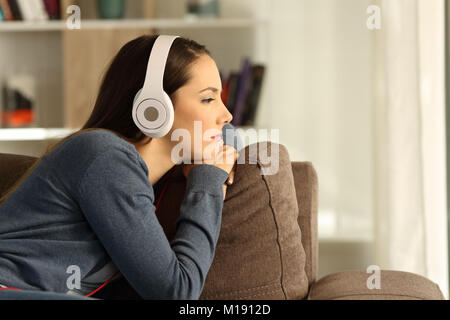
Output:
top-left (211, 134), bottom-right (223, 141)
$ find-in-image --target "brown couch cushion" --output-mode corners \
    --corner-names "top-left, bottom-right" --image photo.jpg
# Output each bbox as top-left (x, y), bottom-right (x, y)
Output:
top-left (155, 142), bottom-right (309, 300)
top-left (306, 270), bottom-right (445, 300)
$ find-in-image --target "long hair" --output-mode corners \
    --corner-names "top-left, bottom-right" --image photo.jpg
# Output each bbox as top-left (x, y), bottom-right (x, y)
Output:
top-left (0, 34), bottom-right (211, 205)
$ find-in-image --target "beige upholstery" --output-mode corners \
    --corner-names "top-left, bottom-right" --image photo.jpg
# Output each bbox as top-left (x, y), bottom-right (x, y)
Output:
top-left (306, 270), bottom-right (445, 300)
top-left (197, 143), bottom-right (309, 299)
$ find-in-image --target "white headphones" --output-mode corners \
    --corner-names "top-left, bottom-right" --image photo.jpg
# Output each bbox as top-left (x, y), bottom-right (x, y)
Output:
top-left (132, 35), bottom-right (179, 138)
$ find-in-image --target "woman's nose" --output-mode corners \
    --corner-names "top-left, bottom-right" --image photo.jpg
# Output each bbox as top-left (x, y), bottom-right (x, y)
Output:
top-left (221, 103), bottom-right (233, 125)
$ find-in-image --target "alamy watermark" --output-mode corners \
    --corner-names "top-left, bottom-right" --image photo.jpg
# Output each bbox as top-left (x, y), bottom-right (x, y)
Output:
top-left (367, 5), bottom-right (381, 30)
top-left (66, 5), bottom-right (81, 30)
top-left (66, 265), bottom-right (81, 290)
top-left (366, 264), bottom-right (381, 289)
top-left (170, 121), bottom-right (280, 176)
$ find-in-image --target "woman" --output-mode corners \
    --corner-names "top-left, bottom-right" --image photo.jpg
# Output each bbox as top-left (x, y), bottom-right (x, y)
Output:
top-left (0, 35), bottom-right (242, 300)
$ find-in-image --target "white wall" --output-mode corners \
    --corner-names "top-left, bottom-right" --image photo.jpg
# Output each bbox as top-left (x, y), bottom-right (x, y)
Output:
top-left (254, 0), bottom-right (374, 242)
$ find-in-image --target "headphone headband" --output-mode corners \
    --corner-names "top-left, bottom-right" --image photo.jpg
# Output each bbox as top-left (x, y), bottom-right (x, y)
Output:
top-left (143, 35), bottom-right (179, 93)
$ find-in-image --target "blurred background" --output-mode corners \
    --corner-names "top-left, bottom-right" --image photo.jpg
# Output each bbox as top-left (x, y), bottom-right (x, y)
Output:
top-left (0, 0), bottom-right (448, 299)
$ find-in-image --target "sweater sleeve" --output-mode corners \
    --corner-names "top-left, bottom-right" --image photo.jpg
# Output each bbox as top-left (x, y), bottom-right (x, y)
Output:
top-left (222, 123), bottom-right (244, 152)
top-left (77, 147), bottom-right (229, 300)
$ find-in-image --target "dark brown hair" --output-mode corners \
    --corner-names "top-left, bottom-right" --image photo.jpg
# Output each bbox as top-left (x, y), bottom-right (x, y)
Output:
top-left (0, 34), bottom-right (211, 205)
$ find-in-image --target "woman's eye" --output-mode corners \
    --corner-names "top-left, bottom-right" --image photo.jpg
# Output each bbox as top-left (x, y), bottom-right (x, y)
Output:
top-left (202, 98), bottom-right (215, 104)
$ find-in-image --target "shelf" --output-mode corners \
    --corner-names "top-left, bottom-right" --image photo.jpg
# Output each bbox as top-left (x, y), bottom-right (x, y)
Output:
top-left (0, 128), bottom-right (76, 141)
top-left (0, 18), bottom-right (268, 32)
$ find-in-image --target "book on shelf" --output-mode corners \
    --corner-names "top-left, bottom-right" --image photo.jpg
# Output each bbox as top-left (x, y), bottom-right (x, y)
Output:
top-left (231, 57), bottom-right (252, 126)
top-left (220, 58), bottom-right (266, 128)
top-left (0, 0), bottom-right (55, 21)
top-left (16, 0), bottom-right (34, 21)
top-left (241, 65), bottom-right (265, 127)
top-left (0, 0), bottom-right (13, 21)
top-left (0, 0), bottom-right (158, 22)
top-left (43, 0), bottom-right (60, 20)
top-left (222, 72), bottom-right (239, 116)
top-left (6, 0), bottom-right (22, 20)
top-left (18, 0), bottom-right (49, 21)
top-left (1, 74), bottom-right (36, 128)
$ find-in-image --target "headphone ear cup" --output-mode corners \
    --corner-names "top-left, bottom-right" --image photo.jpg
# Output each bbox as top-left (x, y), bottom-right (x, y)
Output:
top-left (133, 89), bottom-right (142, 106)
top-left (160, 90), bottom-right (175, 135)
top-left (132, 91), bottom-right (174, 138)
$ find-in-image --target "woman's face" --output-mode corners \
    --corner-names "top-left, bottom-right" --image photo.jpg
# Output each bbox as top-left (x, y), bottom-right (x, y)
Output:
top-left (169, 54), bottom-right (233, 163)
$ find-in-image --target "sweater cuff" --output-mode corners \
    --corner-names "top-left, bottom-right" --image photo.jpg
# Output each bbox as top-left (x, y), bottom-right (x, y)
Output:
top-left (186, 164), bottom-right (229, 194)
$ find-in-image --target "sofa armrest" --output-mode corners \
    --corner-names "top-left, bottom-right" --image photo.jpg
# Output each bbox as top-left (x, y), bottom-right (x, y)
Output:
top-left (306, 270), bottom-right (445, 300)
top-left (291, 161), bottom-right (318, 288)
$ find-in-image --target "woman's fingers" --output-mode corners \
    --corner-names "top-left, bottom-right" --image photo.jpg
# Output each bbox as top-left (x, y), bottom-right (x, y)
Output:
top-left (222, 184), bottom-right (227, 200)
top-left (226, 163), bottom-right (236, 185)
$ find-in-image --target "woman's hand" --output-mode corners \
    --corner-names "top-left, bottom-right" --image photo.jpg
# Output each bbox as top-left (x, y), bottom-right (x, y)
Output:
top-left (222, 162), bottom-right (237, 200)
top-left (182, 143), bottom-right (239, 200)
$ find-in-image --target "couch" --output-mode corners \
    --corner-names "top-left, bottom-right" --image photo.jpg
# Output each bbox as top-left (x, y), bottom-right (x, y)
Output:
top-left (0, 150), bottom-right (445, 300)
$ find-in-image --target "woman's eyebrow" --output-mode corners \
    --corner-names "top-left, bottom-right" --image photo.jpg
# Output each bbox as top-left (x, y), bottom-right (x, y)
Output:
top-left (198, 87), bottom-right (221, 94)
